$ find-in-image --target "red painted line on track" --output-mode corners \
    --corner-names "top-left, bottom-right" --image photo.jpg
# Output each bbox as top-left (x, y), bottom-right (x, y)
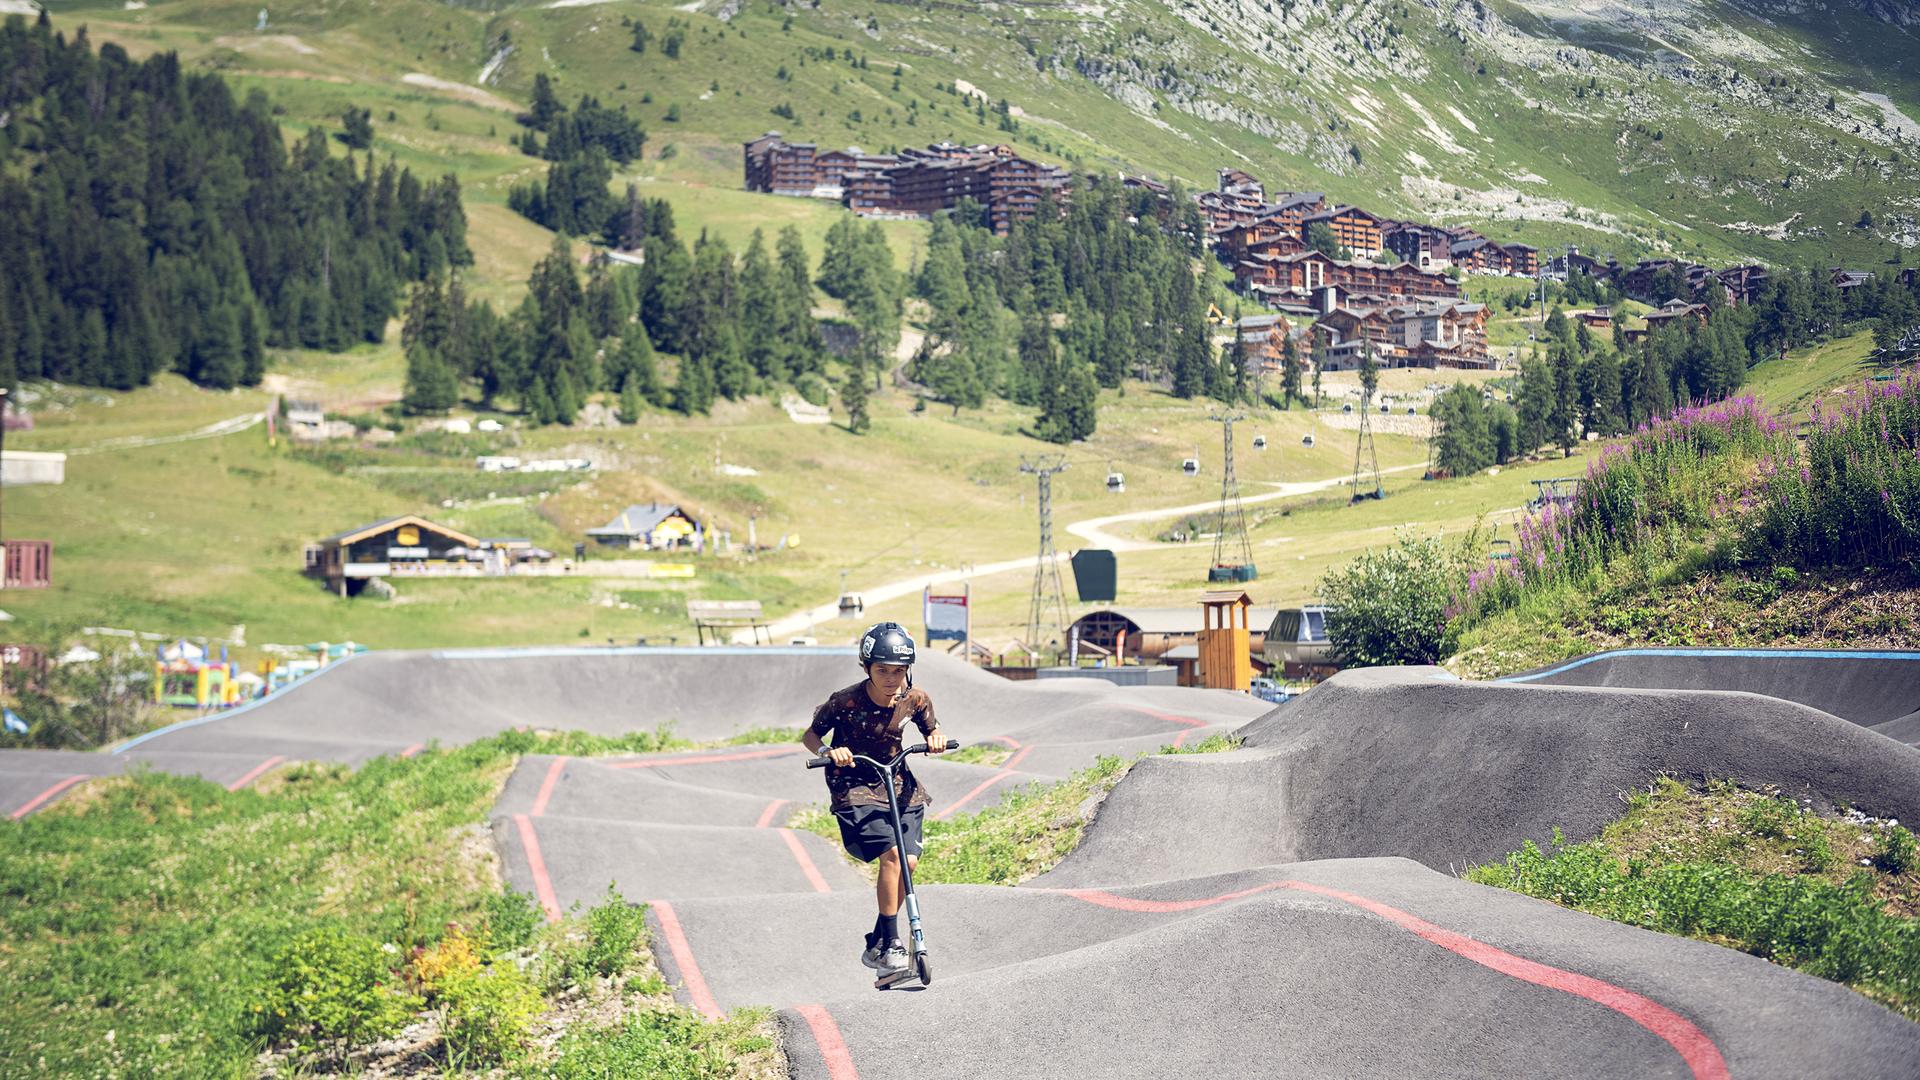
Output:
top-left (932, 745), bottom-right (1033, 821)
top-left (793, 1004), bottom-right (861, 1080)
top-left (226, 755), bottom-right (286, 792)
top-left (531, 756), bottom-right (568, 817)
top-left (779, 828), bottom-right (833, 893)
top-left (399, 743), bottom-right (425, 758)
top-left (652, 899), bottom-right (722, 1019)
top-left (1061, 880), bottom-right (1730, 1080)
top-left (755, 798), bottom-right (790, 828)
top-left (1135, 707), bottom-right (1207, 729)
top-left (991, 735), bottom-right (1023, 749)
top-left (10, 774), bottom-right (87, 820)
top-left (1170, 729), bottom-right (1192, 750)
top-left (611, 746), bottom-right (805, 769)
top-left (512, 813), bottom-right (563, 924)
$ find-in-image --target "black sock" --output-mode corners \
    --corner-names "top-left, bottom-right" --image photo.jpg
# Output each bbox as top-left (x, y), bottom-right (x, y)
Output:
top-left (873, 913), bottom-right (898, 943)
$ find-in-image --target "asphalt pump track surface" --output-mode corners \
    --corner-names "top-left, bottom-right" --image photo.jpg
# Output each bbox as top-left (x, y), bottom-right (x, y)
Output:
top-left (5, 645), bottom-right (1920, 1077)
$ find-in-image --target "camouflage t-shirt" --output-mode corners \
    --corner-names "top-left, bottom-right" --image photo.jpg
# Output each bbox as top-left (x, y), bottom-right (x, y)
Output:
top-left (808, 681), bottom-right (939, 810)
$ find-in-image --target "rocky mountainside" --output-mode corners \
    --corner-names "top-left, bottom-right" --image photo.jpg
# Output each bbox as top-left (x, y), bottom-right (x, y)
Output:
top-left (622, 0), bottom-right (1915, 267)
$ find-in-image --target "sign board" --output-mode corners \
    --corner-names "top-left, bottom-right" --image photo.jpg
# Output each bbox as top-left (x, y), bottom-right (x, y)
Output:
top-left (651, 563), bottom-right (697, 579)
top-left (923, 586), bottom-right (970, 643)
top-left (1071, 549), bottom-right (1118, 602)
top-left (387, 547), bottom-right (427, 559)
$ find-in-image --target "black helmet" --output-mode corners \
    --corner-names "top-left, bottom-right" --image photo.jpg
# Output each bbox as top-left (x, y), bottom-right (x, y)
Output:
top-left (859, 622), bottom-right (916, 668)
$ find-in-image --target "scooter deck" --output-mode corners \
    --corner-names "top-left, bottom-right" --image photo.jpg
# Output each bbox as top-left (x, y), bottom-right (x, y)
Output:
top-left (874, 966), bottom-right (922, 990)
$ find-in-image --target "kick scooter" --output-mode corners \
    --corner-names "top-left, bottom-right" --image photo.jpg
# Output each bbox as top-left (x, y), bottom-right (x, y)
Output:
top-left (806, 739), bottom-right (960, 989)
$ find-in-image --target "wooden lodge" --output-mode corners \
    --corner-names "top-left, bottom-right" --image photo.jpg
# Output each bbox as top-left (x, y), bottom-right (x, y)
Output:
top-left (306, 515), bottom-right (481, 597)
top-left (586, 503), bottom-right (701, 551)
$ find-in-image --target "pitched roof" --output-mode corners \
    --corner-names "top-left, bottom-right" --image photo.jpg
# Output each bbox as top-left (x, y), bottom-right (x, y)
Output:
top-left (318, 515), bottom-right (478, 548)
top-left (586, 502), bottom-right (694, 537)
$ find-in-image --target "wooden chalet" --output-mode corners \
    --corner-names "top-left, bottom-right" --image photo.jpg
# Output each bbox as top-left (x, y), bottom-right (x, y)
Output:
top-left (307, 515), bottom-right (481, 597)
top-left (586, 502), bottom-right (700, 551)
top-left (1235, 313), bottom-right (1298, 375)
top-left (1641, 298), bottom-right (1709, 334)
top-left (1577, 307), bottom-right (1613, 330)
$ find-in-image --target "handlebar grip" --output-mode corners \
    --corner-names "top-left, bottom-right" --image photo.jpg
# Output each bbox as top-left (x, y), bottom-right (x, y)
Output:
top-left (805, 757), bottom-right (831, 769)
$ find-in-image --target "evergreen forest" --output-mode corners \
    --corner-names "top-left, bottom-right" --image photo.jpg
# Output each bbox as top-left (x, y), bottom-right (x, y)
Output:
top-left (0, 14), bottom-right (468, 391)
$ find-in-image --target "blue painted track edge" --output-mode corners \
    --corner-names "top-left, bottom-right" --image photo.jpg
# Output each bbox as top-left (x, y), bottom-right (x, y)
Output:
top-left (1500, 647), bottom-right (1920, 684)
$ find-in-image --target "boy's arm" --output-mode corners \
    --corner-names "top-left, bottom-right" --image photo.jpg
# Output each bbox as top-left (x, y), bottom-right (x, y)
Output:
top-left (804, 708), bottom-right (853, 766)
top-left (916, 692), bottom-right (947, 753)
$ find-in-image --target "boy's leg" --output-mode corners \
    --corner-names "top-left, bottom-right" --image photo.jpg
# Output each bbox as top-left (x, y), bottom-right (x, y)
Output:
top-left (873, 849), bottom-right (919, 915)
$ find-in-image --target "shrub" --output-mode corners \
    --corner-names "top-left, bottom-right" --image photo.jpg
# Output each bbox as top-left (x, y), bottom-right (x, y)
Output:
top-left (485, 889), bottom-right (542, 952)
top-left (1752, 368), bottom-right (1920, 575)
top-left (437, 960), bottom-right (544, 1066)
top-left (1877, 824), bottom-right (1918, 876)
top-left (411, 924), bottom-right (484, 996)
top-left (796, 372), bottom-right (831, 407)
top-left (584, 885), bottom-right (649, 977)
top-left (1318, 528), bottom-right (1477, 665)
top-left (260, 927), bottom-right (420, 1052)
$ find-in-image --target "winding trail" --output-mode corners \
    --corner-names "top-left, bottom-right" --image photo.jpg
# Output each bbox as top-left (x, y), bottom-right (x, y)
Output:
top-left (752, 461), bottom-right (1424, 643)
top-left (63, 412), bottom-right (264, 456)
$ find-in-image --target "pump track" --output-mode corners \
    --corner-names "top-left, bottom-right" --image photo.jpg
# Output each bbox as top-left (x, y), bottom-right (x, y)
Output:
top-left (5, 645), bottom-right (1920, 1078)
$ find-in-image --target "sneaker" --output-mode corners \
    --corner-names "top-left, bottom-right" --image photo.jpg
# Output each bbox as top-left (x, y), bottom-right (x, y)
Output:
top-left (879, 938), bottom-right (910, 974)
top-left (860, 937), bottom-right (890, 971)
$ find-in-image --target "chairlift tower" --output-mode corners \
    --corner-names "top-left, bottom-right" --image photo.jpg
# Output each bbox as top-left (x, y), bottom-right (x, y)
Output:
top-left (1020, 455), bottom-right (1071, 652)
top-left (1351, 343), bottom-right (1384, 502)
top-left (1207, 412), bottom-right (1257, 582)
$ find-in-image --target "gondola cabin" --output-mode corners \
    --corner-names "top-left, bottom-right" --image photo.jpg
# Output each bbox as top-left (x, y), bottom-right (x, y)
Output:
top-left (1181, 456), bottom-right (1200, 476)
top-left (1301, 433), bottom-right (1315, 447)
top-left (1252, 435), bottom-right (1267, 450)
top-left (1106, 471), bottom-right (1126, 493)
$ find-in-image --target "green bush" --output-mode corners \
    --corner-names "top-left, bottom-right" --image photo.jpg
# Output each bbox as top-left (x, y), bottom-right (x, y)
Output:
top-left (1738, 795), bottom-right (1800, 840)
top-left (260, 927), bottom-right (420, 1051)
top-left (1877, 825), bottom-right (1918, 876)
top-left (584, 885), bottom-right (650, 977)
top-left (796, 372), bottom-right (831, 407)
top-left (486, 889), bottom-right (542, 952)
top-left (1317, 528), bottom-right (1475, 665)
top-left (438, 960), bottom-right (544, 1066)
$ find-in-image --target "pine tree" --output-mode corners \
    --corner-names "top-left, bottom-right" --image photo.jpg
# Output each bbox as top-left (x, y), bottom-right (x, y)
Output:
top-left (526, 73), bottom-right (562, 131)
top-left (738, 229), bottom-right (787, 383)
top-left (620, 378), bottom-right (644, 424)
top-left (610, 318), bottom-right (661, 405)
top-left (775, 225), bottom-right (824, 374)
top-left (1223, 306), bottom-right (1248, 403)
top-left (1280, 334), bottom-right (1302, 408)
top-left (403, 341), bottom-right (460, 414)
top-left (840, 359), bottom-right (871, 433)
top-left (1550, 339), bottom-right (1578, 455)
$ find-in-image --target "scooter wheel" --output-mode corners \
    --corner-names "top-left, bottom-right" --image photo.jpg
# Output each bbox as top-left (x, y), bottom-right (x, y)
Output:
top-left (915, 953), bottom-right (932, 986)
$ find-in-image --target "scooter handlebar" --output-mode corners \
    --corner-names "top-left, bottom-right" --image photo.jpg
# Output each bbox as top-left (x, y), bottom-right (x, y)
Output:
top-left (803, 741), bottom-right (962, 769)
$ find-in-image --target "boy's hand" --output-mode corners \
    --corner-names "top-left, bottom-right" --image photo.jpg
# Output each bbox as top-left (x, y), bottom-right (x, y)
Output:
top-left (828, 746), bottom-right (854, 767)
top-left (926, 730), bottom-right (947, 754)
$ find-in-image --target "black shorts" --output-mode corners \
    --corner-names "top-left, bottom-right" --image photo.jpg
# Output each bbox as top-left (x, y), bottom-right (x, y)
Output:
top-left (833, 803), bottom-right (924, 863)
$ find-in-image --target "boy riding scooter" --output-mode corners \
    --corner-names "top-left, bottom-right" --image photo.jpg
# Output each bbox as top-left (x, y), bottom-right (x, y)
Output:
top-left (801, 622), bottom-right (948, 979)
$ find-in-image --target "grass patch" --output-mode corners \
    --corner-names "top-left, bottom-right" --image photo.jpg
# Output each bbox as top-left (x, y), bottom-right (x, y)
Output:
top-left (939, 742), bottom-right (1012, 767)
top-left (789, 753), bottom-right (1133, 885)
top-left (1467, 777), bottom-right (1920, 1019)
top-left (0, 728), bottom-right (778, 1078)
top-left (1160, 732), bottom-right (1243, 755)
top-left (917, 755), bottom-right (1132, 885)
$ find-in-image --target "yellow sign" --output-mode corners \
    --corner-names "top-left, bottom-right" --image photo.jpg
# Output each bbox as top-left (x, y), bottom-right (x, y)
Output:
top-left (397, 525), bottom-right (421, 546)
top-left (652, 563), bottom-right (696, 579)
